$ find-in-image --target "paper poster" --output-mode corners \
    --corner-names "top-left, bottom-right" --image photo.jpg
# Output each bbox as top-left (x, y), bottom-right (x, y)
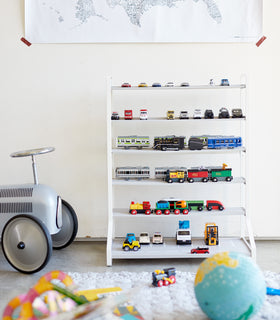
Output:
top-left (25, 0), bottom-right (263, 43)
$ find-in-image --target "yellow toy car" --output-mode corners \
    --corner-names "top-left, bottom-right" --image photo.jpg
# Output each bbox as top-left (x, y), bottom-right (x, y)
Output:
top-left (138, 82), bottom-right (148, 87)
top-left (167, 110), bottom-right (175, 120)
top-left (122, 239), bottom-right (141, 251)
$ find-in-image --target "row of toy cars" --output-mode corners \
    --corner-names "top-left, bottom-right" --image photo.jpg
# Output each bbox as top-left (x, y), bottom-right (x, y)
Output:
top-left (129, 199), bottom-right (224, 215)
top-left (120, 79), bottom-right (230, 88)
top-left (115, 163), bottom-right (233, 183)
top-left (116, 134), bottom-right (242, 150)
top-left (111, 107), bottom-right (244, 120)
top-left (122, 232), bottom-right (164, 251)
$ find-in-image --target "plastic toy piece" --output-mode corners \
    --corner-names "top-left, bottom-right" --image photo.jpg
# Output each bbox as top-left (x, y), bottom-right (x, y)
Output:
top-left (152, 232), bottom-right (163, 244)
top-left (206, 200), bottom-right (224, 211)
top-left (205, 223), bottom-right (219, 245)
top-left (180, 82), bottom-right (189, 87)
top-left (218, 107), bottom-right (230, 118)
top-left (176, 220), bottom-right (191, 245)
top-left (193, 109), bottom-right (203, 119)
top-left (124, 109), bottom-right (133, 120)
top-left (191, 247), bottom-right (209, 254)
top-left (165, 169), bottom-right (185, 183)
top-left (188, 135), bottom-right (242, 150)
top-left (153, 135), bottom-right (185, 151)
top-left (121, 83), bottom-right (131, 87)
top-left (266, 287), bottom-right (280, 295)
top-left (179, 111), bottom-right (189, 119)
top-left (0, 148), bottom-right (78, 274)
top-left (115, 166), bottom-right (150, 180)
top-left (111, 112), bottom-right (119, 120)
top-left (209, 79), bottom-right (214, 86)
top-left (139, 232), bottom-right (150, 245)
top-left (152, 82), bottom-right (161, 87)
top-left (122, 233), bottom-right (141, 251)
top-left (204, 109), bottom-right (214, 119)
top-left (117, 135), bottom-right (150, 149)
top-left (138, 82), bottom-right (148, 87)
top-left (165, 82), bottom-right (174, 87)
top-left (232, 108), bottom-right (244, 118)
top-left (140, 109), bottom-right (148, 120)
top-left (220, 79), bottom-right (230, 86)
top-left (152, 268), bottom-right (176, 287)
top-left (167, 110), bottom-right (175, 120)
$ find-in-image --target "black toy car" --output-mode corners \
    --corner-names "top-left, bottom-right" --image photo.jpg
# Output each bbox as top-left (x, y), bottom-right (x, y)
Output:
top-left (111, 112), bottom-right (120, 120)
top-left (218, 107), bottom-right (230, 118)
top-left (232, 108), bottom-right (243, 118)
top-left (204, 109), bottom-right (214, 119)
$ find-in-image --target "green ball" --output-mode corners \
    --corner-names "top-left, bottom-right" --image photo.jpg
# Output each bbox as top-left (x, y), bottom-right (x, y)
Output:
top-left (194, 252), bottom-right (266, 320)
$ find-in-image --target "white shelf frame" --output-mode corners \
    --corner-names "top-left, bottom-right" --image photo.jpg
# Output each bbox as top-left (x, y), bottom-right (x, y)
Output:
top-left (106, 76), bottom-right (255, 266)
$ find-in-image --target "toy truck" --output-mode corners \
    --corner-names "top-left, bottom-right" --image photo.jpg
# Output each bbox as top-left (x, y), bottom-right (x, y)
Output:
top-left (205, 223), bottom-right (219, 246)
top-left (129, 201), bottom-right (151, 215)
top-left (152, 268), bottom-right (176, 287)
top-left (176, 220), bottom-right (191, 245)
top-left (165, 169), bottom-right (185, 183)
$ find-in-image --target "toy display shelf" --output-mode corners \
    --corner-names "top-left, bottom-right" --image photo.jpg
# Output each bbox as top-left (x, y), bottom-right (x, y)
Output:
top-left (107, 76), bottom-right (255, 266)
top-left (112, 84), bottom-right (246, 90)
top-left (113, 207), bottom-right (246, 217)
top-left (112, 117), bottom-right (246, 121)
top-left (111, 147), bottom-right (246, 154)
top-left (112, 177), bottom-right (246, 185)
top-left (111, 238), bottom-right (252, 260)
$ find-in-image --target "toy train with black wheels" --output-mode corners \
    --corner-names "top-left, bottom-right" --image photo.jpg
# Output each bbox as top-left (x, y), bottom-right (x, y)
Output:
top-left (116, 135), bottom-right (242, 151)
top-left (129, 199), bottom-right (224, 215)
top-left (116, 163), bottom-right (233, 183)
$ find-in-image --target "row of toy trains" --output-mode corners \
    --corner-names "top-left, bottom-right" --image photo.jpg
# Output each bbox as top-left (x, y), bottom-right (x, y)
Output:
top-left (116, 135), bottom-right (242, 151)
top-left (116, 163), bottom-right (233, 183)
top-left (129, 199), bottom-right (224, 215)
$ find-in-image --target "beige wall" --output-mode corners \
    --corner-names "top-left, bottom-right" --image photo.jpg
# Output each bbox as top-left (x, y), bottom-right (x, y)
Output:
top-left (0, 0), bottom-right (278, 238)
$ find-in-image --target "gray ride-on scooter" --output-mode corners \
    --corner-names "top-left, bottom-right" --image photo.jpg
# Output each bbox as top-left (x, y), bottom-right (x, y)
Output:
top-left (0, 147), bottom-right (78, 273)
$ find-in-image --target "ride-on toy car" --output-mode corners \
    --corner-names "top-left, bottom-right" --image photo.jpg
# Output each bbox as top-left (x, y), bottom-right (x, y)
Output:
top-left (0, 147), bottom-right (78, 274)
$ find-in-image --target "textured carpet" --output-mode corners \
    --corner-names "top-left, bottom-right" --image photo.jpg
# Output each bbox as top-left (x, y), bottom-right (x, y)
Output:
top-left (68, 270), bottom-right (280, 320)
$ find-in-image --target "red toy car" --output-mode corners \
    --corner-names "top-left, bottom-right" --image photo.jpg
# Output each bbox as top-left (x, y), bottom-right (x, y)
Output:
top-left (121, 83), bottom-right (131, 87)
top-left (191, 247), bottom-right (209, 254)
top-left (124, 110), bottom-right (133, 120)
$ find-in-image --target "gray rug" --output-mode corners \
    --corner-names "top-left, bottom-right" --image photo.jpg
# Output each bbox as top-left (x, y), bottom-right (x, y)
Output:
top-left (68, 270), bottom-right (280, 320)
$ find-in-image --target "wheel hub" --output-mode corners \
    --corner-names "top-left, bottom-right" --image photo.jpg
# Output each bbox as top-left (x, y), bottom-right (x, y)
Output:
top-left (17, 241), bottom-right (25, 249)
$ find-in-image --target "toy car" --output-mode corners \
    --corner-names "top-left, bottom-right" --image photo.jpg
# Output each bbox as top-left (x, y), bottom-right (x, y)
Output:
top-left (152, 268), bottom-right (176, 287)
top-left (167, 110), bottom-right (175, 120)
top-left (140, 109), bottom-right (148, 120)
top-left (204, 109), bottom-right (214, 119)
top-left (206, 200), bottom-right (224, 211)
top-left (152, 82), bottom-right (161, 87)
top-left (191, 247), bottom-right (209, 254)
top-left (152, 232), bottom-right (163, 244)
top-left (0, 147), bottom-right (78, 273)
top-left (124, 109), bottom-right (133, 120)
top-left (165, 82), bottom-right (174, 87)
top-left (209, 79), bottom-right (215, 86)
top-left (138, 82), bottom-right (148, 87)
top-left (139, 232), bottom-right (150, 244)
top-left (232, 108), bottom-right (243, 118)
top-left (179, 111), bottom-right (189, 119)
top-left (218, 107), bottom-right (230, 118)
top-left (220, 79), bottom-right (230, 86)
top-left (111, 112), bottom-right (119, 120)
top-left (122, 239), bottom-right (141, 251)
top-left (180, 82), bottom-right (189, 87)
top-left (193, 109), bottom-right (203, 119)
top-left (121, 83), bottom-right (131, 87)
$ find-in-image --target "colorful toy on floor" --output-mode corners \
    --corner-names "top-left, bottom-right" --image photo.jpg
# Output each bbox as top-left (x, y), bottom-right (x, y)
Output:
top-left (152, 268), bottom-right (176, 287)
top-left (194, 252), bottom-right (266, 320)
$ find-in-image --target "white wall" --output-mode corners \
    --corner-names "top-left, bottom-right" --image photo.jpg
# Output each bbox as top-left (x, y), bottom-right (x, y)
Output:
top-left (0, 0), bottom-right (279, 238)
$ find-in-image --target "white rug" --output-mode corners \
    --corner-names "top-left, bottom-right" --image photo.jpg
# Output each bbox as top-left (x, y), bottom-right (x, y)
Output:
top-left (68, 270), bottom-right (280, 320)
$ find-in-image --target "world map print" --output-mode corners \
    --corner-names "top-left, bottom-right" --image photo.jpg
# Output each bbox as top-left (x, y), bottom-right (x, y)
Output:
top-left (25, 0), bottom-right (262, 43)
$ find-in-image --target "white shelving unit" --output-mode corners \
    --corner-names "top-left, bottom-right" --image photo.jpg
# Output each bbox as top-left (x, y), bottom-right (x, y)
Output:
top-left (106, 77), bottom-right (255, 266)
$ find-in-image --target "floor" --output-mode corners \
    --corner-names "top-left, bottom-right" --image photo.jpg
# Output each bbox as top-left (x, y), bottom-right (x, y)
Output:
top-left (0, 240), bottom-right (279, 313)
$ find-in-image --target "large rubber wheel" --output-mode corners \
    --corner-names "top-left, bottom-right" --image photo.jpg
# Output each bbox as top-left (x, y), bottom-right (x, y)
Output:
top-left (52, 200), bottom-right (78, 250)
top-left (1, 215), bottom-right (52, 274)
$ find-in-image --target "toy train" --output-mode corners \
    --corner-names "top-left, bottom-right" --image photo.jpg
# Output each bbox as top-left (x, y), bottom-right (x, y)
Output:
top-left (116, 163), bottom-right (232, 183)
top-left (129, 199), bottom-right (224, 215)
top-left (116, 135), bottom-right (242, 150)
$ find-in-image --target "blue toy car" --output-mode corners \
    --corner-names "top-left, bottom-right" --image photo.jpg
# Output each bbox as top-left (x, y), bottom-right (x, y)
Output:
top-left (152, 82), bottom-right (161, 87)
top-left (220, 79), bottom-right (230, 86)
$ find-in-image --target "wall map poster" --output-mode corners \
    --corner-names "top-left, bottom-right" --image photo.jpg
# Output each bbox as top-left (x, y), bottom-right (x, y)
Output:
top-left (25, 0), bottom-right (263, 43)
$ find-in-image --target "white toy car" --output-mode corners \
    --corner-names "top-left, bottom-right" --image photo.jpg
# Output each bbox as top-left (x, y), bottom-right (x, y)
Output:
top-left (193, 109), bottom-right (203, 119)
top-left (152, 232), bottom-right (164, 244)
top-left (139, 232), bottom-right (150, 244)
top-left (179, 111), bottom-right (189, 119)
top-left (165, 82), bottom-right (174, 87)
